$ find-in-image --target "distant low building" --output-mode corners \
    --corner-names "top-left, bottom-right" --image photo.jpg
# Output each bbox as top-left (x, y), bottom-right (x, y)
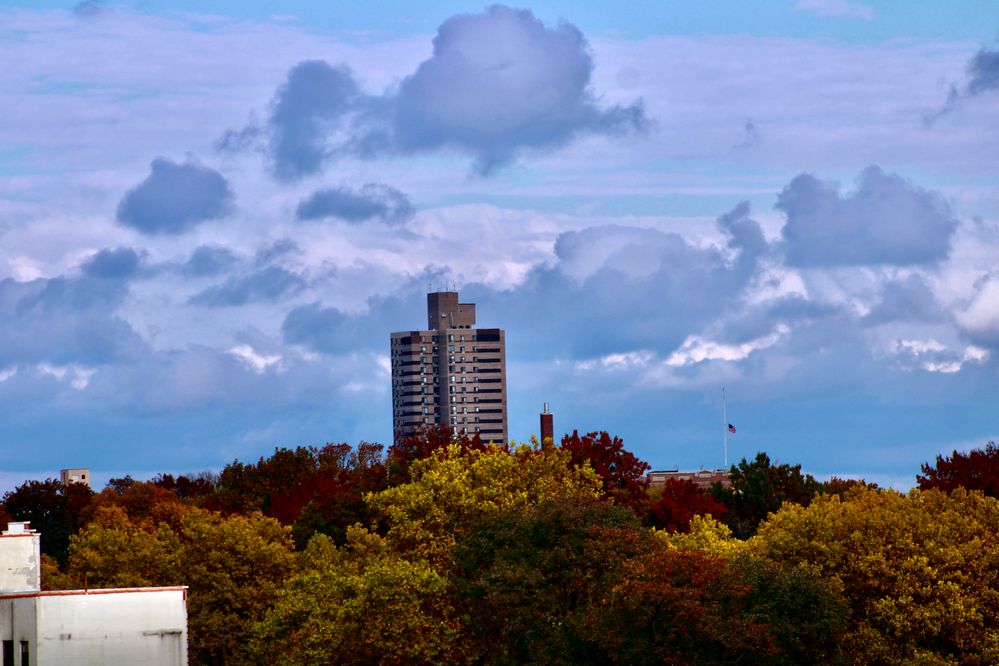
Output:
top-left (59, 468), bottom-right (90, 488)
top-left (648, 469), bottom-right (731, 490)
top-left (0, 522), bottom-right (188, 665)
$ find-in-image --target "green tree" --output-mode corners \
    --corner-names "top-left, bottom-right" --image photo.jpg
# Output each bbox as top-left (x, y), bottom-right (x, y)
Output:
top-left (712, 452), bottom-right (820, 538)
top-left (253, 529), bottom-right (466, 665)
top-left (452, 497), bottom-right (642, 664)
top-left (2, 478), bottom-right (93, 563)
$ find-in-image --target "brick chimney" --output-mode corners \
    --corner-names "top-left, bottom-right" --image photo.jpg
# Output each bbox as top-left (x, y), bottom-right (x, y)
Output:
top-left (540, 402), bottom-right (554, 446)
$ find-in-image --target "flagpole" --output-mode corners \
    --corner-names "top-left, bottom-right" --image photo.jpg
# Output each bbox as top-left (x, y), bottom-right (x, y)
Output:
top-left (722, 386), bottom-right (728, 470)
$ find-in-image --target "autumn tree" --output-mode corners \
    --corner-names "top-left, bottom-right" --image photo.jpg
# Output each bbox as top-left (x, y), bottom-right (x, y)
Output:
top-left (63, 503), bottom-right (295, 666)
top-left (368, 442), bottom-right (603, 568)
top-left (645, 478), bottom-right (728, 532)
top-left (215, 442), bottom-right (390, 548)
top-left (151, 472), bottom-right (219, 505)
top-left (559, 431), bottom-right (650, 510)
top-left (1, 478), bottom-right (93, 562)
top-left (452, 497), bottom-right (642, 663)
top-left (918, 440), bottom-right (999, 497)
top-left (819, 476), bottom-right (879, 497)
top-left (582, 542), bottom-right (777, 664)
top-left (290, 442), bottom-right (388, 548)
top-left (711, 452), bottom-right (820, 538)
top-left (253, 529), bottom-right (466, 665)
top-left (753, 486), bottom-right (999, 663)
top-left (385, 424), bottom-right (488, 485)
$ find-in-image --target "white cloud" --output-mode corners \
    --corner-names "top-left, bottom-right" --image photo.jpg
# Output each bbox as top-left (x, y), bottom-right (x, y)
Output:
top-left (666, 325), bottom-right (789, 367)
top-left (227, 344), bottom-right (282, 373)
top-left (956, 275), bottom-right (999, 340)
top-left (36, 363), bottom-right (95, 389)
top-left (574, 350), bottom-right (655, 372)
top-left (887, 339), bottom-right (990, 374)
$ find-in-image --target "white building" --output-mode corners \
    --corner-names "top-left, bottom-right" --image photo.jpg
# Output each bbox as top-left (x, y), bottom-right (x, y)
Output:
top-left (0, 522), bottom-right (188, 665)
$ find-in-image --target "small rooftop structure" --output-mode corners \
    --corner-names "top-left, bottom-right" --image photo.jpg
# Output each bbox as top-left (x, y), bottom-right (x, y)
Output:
top-left (59, 468), bottom-right (90, 488)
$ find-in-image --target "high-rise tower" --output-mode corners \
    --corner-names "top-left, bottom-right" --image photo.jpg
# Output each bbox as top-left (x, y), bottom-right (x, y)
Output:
top-left (389, 291), bottom-right (508, 446)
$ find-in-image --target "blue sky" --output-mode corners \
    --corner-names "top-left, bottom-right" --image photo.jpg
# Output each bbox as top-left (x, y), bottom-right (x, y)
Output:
top-left (1, 0), bottom-right (997, 490)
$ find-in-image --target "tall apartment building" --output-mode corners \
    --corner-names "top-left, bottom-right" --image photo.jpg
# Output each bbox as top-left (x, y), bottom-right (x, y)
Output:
top-left (390, 291), bottom-right (508, 446)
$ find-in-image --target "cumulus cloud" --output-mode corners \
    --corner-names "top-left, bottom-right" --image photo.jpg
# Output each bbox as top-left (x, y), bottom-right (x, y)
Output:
top-left (80, 247), bottom-right (143, 280)
top-left (283, 303), bottom-right (358, 354)
top-left (389, 5), bottom-right (647, 173)
top-left (863, 274), bottom-right (947, 325)
top-left (0, 275), bottom-right (144, 366)
top-left (189, 266), bottom-right (305, 307)
top-left (182, 245), bottom-right (239, 278)
top-left (778, 166), bottom-right (957, 267)
top-left (296, 183), bottom-right (412, 223)
top-left (956, 274), bottom-right (999, 346)
top-left (926, 46), bottom-right (999, 123)
top-left (966, 48), bottom-right (999, 96)
top-left (224, 5), bottom-right (647, 178)
top-left (116, 158), bottom-right (234, 235)
top-left (264, 61), bottom-right (366, 182)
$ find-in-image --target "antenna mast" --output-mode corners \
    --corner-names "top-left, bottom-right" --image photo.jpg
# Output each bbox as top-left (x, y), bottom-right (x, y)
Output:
top-left (722, 386), bottom-right (728, 470)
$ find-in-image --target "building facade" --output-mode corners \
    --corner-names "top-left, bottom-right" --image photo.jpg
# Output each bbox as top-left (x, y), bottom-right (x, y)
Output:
top-left (390, 291), bottom-right (508, 446)
top-left (0, 522), bottom-right (188, 666)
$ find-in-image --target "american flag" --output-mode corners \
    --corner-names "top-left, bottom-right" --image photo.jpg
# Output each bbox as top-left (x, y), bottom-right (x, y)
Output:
top-left (728, 423), bottom-right (737, 434)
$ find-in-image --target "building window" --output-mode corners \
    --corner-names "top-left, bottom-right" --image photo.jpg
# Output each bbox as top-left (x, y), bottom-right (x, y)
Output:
top-left (449, 334), bottom-right (454, 342)
top-left (3, 641), bottom-right (12, 666)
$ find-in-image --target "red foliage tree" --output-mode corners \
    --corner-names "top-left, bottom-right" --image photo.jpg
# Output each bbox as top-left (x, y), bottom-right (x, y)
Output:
top-left (559, 431), bottom-right (650, 510)
top-left (582, 544), bottom-right (777, 663)
top-left (646, 478), bottom-right (727, 532)
top-left (214, 442), bottom-right (390, 548)
top-left (918, 440), bottom-right (999, 497)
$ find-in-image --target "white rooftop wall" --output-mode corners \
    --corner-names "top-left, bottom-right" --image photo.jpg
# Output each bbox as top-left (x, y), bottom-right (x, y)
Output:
top-left (0, 589), bottom-right (187, 666)
top-left (0, 530), bottom-right (41, 593)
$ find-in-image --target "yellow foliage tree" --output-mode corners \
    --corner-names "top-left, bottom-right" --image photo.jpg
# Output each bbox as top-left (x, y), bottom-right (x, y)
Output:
top-left (253, 528), bottom-right (467, 665)
top-left (752, 486), bottom-right (999, 664)
top-left (367, 443), bottom-right (603, 567)
top-left (61, 504), bottom-right (295, 666)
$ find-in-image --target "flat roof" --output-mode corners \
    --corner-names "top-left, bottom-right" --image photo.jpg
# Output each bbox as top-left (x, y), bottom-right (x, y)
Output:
top-left (0, 586), bottom-right (187, 600)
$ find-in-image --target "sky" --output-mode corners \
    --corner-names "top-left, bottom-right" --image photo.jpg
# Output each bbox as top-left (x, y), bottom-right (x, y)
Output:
top-left (0, 0), bottom-right (997, 491)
